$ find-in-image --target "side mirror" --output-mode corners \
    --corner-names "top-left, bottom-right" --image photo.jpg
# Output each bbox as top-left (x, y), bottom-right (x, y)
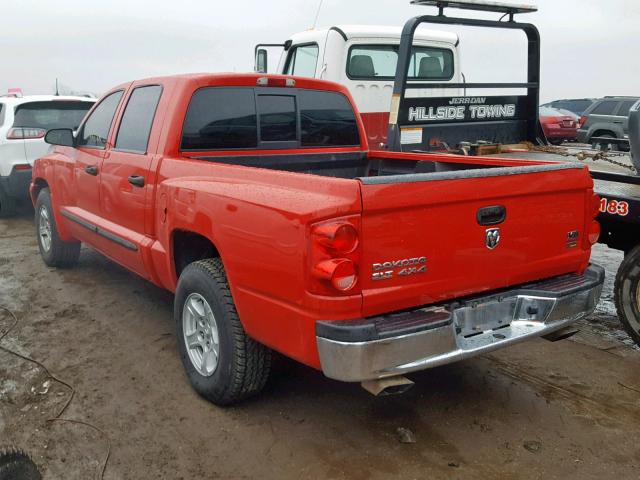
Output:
top-left (255, 48), bottom-right (268, 73)
top-left (45, 128), bottom-right (75, 147)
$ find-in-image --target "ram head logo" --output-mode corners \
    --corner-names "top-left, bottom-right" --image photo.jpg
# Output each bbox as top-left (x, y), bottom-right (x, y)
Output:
top-left (485, 228), bottom-right (501, 250)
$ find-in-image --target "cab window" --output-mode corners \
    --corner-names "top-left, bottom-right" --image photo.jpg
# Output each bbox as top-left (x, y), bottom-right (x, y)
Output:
top-left (284, 44), bottom-right (319, 77)
top-left (77, 91), bottom-right (124, 149)
top-left (347, 45), bottom-right (454, 80)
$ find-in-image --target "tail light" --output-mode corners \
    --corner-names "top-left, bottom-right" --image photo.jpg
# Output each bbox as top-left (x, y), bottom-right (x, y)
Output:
top-left (592, 193), bottom-right (601, 217)
top-left (309, 217), bottom-right (360, 295)
top-left (7, 127), bottom-right (46, 140)
top-left (579, 115), bottom-right (587, 128)
top-left (585, 193), bottom-right (601, 247)
top-left (588, 221), bottom-right (600, 245)
top-left (256, 77), bottom-right (296, 87)
top-left (13, 164), bottom-right (31, 171)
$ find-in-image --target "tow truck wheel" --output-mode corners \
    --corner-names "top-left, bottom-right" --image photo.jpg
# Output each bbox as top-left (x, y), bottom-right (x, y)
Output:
top-left (175, 258), bottom-right (272, 406)
top-left (614, 245), bottom-right (640, 346)
top-left (34, 188), bottom-right (81, 268)
top-left (0, 446), bottom-right (42, 480)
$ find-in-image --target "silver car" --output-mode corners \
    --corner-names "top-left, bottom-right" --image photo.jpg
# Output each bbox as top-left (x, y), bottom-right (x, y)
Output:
top-left (577, 96), bottom-right (640, 151)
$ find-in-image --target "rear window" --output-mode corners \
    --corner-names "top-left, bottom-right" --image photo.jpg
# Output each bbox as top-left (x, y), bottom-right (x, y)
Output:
top-left (181, 87), bottom-right (359, 151)
top-left (13, 101), bottom-right (93, 130)
top-left (591, 101), bottom-right (618, 116)
top-left (181, 88), bottom-right (257, 150)
top-left (347, 45), bottom-right (454, 80)
top-left (258, 95), bottom-right (297, 142)
top-left (539, 107), bottom-right (562, 116)
top-left (300, 90), bottom-right (360, 147)
top-left (0, 103), bottom-right (4, 127)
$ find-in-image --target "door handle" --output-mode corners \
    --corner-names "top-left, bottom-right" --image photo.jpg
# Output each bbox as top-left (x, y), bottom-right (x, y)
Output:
top-left (85, 165), bottom-right (98, 176)
top-left (477, 205), bottom-right (506, 226)
top-left (128, 175), bottom-right (145, 187)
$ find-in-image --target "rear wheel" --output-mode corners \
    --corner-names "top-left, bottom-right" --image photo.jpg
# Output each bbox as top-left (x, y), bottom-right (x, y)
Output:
top-left (175, 258), bottom-right (272, 405)
top-left (35, 188), bottom-right (80, 268)
top-left (614, 244), bottom-right (640, 346)
top-left (591, 133), bottom-right (619, 151)
top-left (549, 138), bottom-right (564, 146)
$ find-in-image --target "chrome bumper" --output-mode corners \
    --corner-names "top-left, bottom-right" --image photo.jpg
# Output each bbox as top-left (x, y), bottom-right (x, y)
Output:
top-left (316, 265), bottom-right (604, 382)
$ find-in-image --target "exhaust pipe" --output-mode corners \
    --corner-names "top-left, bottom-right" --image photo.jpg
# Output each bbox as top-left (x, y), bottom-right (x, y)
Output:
top-left (361, 376), bottom-right (414, 396)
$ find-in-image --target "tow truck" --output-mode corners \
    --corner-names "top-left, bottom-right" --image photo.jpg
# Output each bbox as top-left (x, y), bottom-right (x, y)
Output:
top-left (255, 0), bottom-right (640, 346)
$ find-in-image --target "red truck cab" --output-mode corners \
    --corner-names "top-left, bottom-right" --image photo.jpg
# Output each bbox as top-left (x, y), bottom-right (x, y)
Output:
top-left (32, 73), bottom-right (603, 404)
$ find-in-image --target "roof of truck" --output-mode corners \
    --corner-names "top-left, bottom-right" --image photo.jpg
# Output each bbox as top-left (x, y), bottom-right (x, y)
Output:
top-left (0, 95), bottom-right (96, 106)
top-left (289, 24), bottom-right (459, 46)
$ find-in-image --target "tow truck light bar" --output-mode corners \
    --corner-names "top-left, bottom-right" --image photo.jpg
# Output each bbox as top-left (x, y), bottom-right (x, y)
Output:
top-left (411, 0), bottom-right (537, 20)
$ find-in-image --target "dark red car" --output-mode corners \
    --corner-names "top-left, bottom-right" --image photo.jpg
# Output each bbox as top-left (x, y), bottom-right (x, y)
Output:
top-left (540, 106), bottom-right (579, 145)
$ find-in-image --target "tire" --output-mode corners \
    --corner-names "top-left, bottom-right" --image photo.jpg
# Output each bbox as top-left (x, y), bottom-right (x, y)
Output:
top-left (549, 138), bottom-right (564, 146)
top-left (591, 133), bottom-right (619, 152)
top-left (174, 258), bottom-right (272, 405)
top-left (0, 188), bottom-right (16, 218)
top-left (0, 447), bottom-right (42, 480)
top-left (614, 244), bottom-right (640, 346)
top-left (34, 188), bottom-right (80, 268)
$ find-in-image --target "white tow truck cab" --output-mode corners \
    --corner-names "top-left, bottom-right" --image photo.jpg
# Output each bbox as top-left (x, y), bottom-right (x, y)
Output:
top-left (256, 25), bottom-right (462, 148)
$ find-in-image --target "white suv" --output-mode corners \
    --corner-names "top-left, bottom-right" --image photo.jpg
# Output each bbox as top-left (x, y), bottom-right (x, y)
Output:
top-left (0, 94), bottom-right (95, 215)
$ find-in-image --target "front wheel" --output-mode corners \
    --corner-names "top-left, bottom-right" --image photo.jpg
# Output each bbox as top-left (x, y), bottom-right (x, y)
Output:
top-left (174, 258), bottom-right (272, 405)
top-left (614, 245), bottom-right (640, 346)
top-left (34, 188), bottom-right (80, 268)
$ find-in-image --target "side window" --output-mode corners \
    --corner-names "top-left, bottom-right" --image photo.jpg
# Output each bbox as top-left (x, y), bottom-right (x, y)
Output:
top-left (115, 85), bottom-right (162, 153)
top-left (257, 95), bottom-right (297, 142)
top-left (617, 100), bottom-right (638, 117)
top-left (591, 100), bottom-right (618, 116)
top-left (284, 45), bottom-right (319, 77)
top-left (181, 88), bottom-right (257, 150)
top-left (78, 91), bottom-right (124, 148)
top-left (299, 90), bottom-right (359, 147)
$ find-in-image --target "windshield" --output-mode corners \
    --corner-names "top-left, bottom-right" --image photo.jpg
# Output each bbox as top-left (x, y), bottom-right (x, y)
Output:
top-left (13, 101), bottom-right (94, 130)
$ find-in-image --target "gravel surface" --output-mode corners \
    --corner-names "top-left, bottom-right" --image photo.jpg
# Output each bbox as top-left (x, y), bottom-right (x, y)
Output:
top-left (2, 208), bottom-right (640, 479)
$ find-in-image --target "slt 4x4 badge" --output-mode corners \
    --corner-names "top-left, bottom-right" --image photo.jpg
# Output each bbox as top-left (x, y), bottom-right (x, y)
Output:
top-left (371, 257), bottom-right (427, 281)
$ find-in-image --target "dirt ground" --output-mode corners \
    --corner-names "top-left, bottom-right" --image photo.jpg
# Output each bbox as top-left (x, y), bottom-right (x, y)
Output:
top-left (1, 207), bottom-right (640, 480)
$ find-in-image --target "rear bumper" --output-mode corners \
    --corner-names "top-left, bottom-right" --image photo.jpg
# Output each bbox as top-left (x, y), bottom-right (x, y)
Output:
top-left (0, 166), bottom-right (32, 201)
top-left (316, 265), bottom-right (604, 382)
top-left (545, 127), bottom-right (577, 139)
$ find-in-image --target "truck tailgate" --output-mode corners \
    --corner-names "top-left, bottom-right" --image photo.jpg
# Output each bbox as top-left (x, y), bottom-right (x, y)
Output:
top-left (358, 163), bottom-right (593, 317)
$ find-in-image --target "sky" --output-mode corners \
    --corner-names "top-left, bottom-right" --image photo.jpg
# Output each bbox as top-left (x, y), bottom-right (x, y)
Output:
top-left (1, 0), bottom-right (637, 103)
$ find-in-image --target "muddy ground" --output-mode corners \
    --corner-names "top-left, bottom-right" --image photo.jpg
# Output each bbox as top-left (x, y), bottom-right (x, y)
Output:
top-left (1, 208), bottom-right (640, 480)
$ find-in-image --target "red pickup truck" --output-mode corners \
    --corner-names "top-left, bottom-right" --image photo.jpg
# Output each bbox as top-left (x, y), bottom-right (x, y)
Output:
top-left (32, 73), bottom-right (604, 405)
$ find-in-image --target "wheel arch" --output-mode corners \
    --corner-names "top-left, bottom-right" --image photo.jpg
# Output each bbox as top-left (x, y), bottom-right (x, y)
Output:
top-left (30, 177), bottom-right (49, 205)
top-left (171, 229), bottom-right (221, 281)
